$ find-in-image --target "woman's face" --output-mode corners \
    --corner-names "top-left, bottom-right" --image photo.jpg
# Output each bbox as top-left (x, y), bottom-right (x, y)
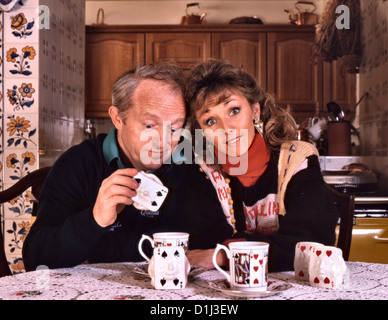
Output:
top-left (195, 93), bottom-right (260, 157)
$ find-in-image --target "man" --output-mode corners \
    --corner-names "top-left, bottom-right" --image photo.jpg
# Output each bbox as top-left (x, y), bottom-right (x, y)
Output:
top-left (22, 63), bottom-right (232, 271)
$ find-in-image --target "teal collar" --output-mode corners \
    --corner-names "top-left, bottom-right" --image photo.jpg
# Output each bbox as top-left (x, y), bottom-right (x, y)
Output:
top-left (103, 128), bottom-right (126, 169)
top-left (103, 127), bottom-right (189, 170)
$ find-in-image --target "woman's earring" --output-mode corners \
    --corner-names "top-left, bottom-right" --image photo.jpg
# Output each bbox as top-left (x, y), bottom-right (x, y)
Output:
top-left (254, 116), bottom-right (264, 137)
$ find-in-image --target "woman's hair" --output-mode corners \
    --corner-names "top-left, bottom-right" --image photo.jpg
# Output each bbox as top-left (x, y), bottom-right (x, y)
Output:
top-left (185, 59), bottom-right (297, 155)
top-left (111, 62), bottom-right (186, 122)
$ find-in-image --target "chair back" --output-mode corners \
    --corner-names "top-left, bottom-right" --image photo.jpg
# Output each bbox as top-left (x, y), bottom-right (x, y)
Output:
top-left (0, 166), bottom-right (51, 277)
top-left (325, 184), bottom-right (356, 261)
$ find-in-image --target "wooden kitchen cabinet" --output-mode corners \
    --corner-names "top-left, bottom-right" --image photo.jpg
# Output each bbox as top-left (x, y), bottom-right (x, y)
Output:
top-left (85, 32), bottom-right (144, 117)
top-left (323, 58), bottom-right (357, 116)
top-left (212, 32), bottom-right (267, 90)
top-left (267, 32), bottom-right (323, 117)
top-left (146, 33), bottom-right (211, 70)
top-left (85, 25), bottom-right (356, 119)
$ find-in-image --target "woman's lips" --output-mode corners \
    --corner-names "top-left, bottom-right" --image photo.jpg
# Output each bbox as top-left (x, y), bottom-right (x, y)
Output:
top-left (226, 135), bottom-right (241, 145)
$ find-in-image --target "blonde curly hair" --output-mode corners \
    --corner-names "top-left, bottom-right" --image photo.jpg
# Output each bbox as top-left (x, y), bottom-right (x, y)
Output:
top-left (185, 59), bottom-right (297, 157)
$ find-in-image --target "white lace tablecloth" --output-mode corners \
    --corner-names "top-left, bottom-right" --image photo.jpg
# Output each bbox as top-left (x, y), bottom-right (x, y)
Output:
top-left (0, 261), bottom-right (387, 300)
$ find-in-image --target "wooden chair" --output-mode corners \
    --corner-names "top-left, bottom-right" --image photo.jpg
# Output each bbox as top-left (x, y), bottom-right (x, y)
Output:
top-left (325, 184), bottom-right (356, 261)
top-left (0, 166), bottom-right (51, 277)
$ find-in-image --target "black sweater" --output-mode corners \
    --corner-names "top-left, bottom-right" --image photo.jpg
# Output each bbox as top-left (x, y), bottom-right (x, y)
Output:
top-left (22, 134), bottom-right (338, 272)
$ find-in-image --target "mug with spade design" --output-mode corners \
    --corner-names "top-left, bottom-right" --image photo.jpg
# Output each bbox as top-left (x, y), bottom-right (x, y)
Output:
top-left (138, 232), bottom-right (190, 289)
top-left (212, 241), bottom-right (269, 292)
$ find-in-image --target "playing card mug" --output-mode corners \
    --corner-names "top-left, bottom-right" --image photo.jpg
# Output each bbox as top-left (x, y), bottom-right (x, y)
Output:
top-left (213, 241), bottom-right (269, 292)
top-left (294, 241), bottom-right (324, 281)
top-left (308, 245), bottom-right (349, 289)
top-left (138, 233), bottom-right (190, 289)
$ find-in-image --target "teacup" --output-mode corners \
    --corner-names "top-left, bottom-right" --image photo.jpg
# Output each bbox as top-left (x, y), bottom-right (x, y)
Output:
top-left (213, 241), bottom-right (269, 292)
top-left (308, 245), bottom-right (349, 289)
top-left (294, 241), bottom-right (324, 281)
top-left (308, 117), bottom-right (327, 140)
top-left (138, 232), bottom-right (190, 289)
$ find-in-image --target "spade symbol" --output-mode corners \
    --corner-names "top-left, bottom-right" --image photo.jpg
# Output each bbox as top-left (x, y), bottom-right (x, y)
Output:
top-left (173, 278), bottom-right (179, 286)
top-left (174, 250), bottom-right (180, 257)
top-left (151, 201), bottom-right (158, 206)
top-left (161, 251), bottom-right (168, 258)
top-left (135, 178), bottom-right (141, 184)
top-left (160, 279), bottom-right (166, 286)
top-left (156, 191), bottom-right (163, 196)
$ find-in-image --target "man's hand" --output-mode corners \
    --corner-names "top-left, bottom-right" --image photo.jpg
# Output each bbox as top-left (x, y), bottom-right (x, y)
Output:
top-left (93, 168), bottom-right (139, 227)
top-left (187, 249), bottom-right (227, 270)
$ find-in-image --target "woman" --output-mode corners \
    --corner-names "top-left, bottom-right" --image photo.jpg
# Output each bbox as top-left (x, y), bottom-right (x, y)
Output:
top-left (185, 59), bottom-right (338, 272)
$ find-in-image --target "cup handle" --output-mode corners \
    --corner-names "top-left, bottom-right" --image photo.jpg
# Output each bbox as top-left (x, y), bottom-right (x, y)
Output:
top-left (212, 244), bottom-right (231, 283)
top-left (138, 234), bottom-right (154, 262)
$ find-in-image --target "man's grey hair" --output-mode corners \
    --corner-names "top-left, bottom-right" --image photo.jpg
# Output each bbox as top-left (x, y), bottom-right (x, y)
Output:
top-left (111, 62), bottom-right (186, 121)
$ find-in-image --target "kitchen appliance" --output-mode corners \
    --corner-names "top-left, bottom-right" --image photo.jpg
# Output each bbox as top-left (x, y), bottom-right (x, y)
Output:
top-left (322, 159), bottom-right (388, 263)
top-left (284, 1), bottom-right (318, 26)
top-left (181, 2), bottom-right (207, 25)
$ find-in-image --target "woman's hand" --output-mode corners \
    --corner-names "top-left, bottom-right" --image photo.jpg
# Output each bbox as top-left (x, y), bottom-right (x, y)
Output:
top-left (187, 249), bottom-right (227, 270)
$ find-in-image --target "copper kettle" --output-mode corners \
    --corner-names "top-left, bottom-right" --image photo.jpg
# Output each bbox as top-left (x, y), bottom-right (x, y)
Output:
top-left (181, 2), bottom-right (207, 25)
top-left (284, 1), bottom-right (318, 26)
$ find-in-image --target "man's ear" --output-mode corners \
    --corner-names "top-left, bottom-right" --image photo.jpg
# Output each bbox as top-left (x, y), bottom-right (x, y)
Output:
top-left (109, 106), bottom-right (122, 130)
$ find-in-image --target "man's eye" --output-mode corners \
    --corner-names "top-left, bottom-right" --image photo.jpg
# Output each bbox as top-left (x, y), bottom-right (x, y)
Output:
top-left (205, 119), bottom-right (216, 126)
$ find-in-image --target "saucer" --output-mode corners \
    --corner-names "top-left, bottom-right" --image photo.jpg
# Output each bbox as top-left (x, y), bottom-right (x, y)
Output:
top-left (132, 264), bottom-right (207, 279)
top-left (207, 278), bottom-right (292, 298)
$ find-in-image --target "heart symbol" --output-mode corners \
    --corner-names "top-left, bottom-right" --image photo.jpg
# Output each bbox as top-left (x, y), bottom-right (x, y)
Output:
top-left (254, 279), bottom-right (259, 284)
top-left (254, 266), bottom-right (259, 272)
top-left (300, 246), bottom-right (306, 252)
top-left (299, 271), bottom-right (304, 277)
top-left (259, 259), bottom-right (263, 265)
top-left (326, 250), bottom-right (332, 257)
top-left (314, 277), bottom-right (320, 284)
top-left (324, 277), bottom-right (330, 284)
top-left (167, 243), bottom-right (172, 246)
top-left (316, 250), bottom-right (322, 256)
top-left (253, 254), bottom-right (259, 260)
top-left (160, 279), bottom-right (166, 286)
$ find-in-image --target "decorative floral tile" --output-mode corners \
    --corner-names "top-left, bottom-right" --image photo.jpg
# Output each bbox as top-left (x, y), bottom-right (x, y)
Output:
top-left (3, 184), bottom-right (34, 219)
top-left (3, 8), bottom-right (39, 44)
top-left (3, 218), bottom-right (32, 256)
top-left (3, 149), bottom-right (38, 185)
top-left (4, 79), bottom-right (39, 114)
top-left (4, 43), bottom-right (38, 78)
top-left (3, 113), bottom-right (38, 150)
top-left (6, 254), bottom-right (25, 275)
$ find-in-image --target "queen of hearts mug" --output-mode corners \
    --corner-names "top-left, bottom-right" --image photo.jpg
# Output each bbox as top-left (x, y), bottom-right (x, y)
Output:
top-left (212, 241), bottom-right (269, 292)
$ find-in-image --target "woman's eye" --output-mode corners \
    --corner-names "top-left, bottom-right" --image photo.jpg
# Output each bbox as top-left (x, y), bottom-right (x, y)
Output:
top-left (230, 107), bottom-right (240, 116)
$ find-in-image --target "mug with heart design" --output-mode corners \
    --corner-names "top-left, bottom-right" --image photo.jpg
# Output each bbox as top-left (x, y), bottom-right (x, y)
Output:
top-left (294, 241), bottom-right (324, 281)
top-left (308, 245), bottom-right (349, 289)
top-left (212, 241), bottom-right (269, 292)
top-left (138, 232), bottom-right (190, 289)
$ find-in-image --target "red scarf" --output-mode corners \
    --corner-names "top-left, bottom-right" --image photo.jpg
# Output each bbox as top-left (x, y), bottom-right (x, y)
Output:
top-left (216, 134), bottom-right (270, 187)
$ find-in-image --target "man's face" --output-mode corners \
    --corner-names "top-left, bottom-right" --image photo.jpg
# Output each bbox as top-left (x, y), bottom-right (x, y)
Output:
top-left (111, 79), bottom-right (186, 172)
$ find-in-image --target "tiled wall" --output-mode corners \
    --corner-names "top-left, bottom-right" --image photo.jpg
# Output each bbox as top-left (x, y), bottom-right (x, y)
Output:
top-left (1, 0), bottom-right (85, 273)
top-left (359, 0), bottom-right (388, 192)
